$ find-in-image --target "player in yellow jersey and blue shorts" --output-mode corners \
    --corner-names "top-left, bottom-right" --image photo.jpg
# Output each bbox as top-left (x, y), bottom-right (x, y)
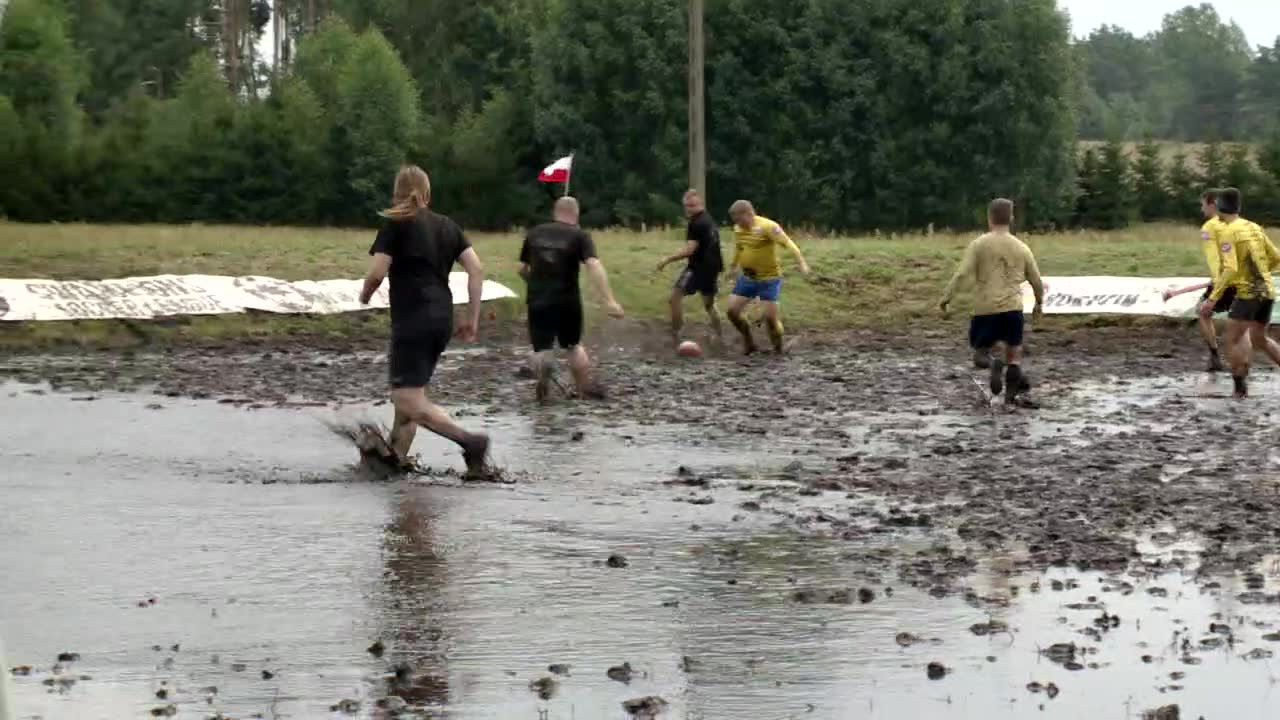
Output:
top-left (723, 200), bottom-right (810, 354)
top-left (1196, 189), bottom-right (1233, 372)
top-left (1200, 188), bottom-right (1280, 398)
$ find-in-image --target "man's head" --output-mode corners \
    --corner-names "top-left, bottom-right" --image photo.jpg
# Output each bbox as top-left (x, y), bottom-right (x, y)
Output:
top-left (1201, 190), bottom-right (1219, 219)
top-left (729, 199), bottom-right (755, 229)
top-left (554, 196), bottom-right (581, 226)
top-left (988, 198), bottom-right (1014, 229)
top-left (1216, 187), bottom-right (1242, 218)
top-left (683, 189), bottom-right (705, 218)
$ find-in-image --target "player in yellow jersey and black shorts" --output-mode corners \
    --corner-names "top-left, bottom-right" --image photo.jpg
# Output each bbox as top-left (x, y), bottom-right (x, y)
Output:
top-left (1196, 189), bottom-right (1233, 372)
top-left (1200, 188), bottom-right (1280, 398)
top-left (723, 200), bottom-right (810, 354)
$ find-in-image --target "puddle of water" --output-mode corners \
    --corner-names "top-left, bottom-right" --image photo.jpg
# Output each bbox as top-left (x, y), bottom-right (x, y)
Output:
top-left (3, 383), bottom-right (1280, 719)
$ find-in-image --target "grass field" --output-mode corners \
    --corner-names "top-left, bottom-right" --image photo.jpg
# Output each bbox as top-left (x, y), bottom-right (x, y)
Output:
top-left (0, 221), bottom-right (1225, 349)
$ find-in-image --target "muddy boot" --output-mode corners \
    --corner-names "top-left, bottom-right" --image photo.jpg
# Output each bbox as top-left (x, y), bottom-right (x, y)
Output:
top-left (1233, 375), bottom-right (1248, 399)
top-left (534, 359), bottom-right (552, 403)
top-left (972, 348), bottom-right (992, 369)
top-left (1208, 350), bottom-right (1226, 373)
top-left (989, 358), bottom-right (1006, 396)
top-left (462, 433), bottom-right (490, 477)
top-left (1003, 363), bottom-right (1025, 405)
top-left (579, 382), bottom-right (608, 401)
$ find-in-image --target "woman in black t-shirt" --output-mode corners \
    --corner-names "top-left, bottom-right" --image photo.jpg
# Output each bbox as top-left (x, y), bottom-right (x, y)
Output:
top-left (359, 165), bottom-right (489, 475)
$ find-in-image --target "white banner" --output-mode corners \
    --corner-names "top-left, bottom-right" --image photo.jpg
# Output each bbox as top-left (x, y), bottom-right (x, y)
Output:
top-left (1022, 276), bottom-right (1214, 317)
top-left (0, 273), bottom-right (517, 322)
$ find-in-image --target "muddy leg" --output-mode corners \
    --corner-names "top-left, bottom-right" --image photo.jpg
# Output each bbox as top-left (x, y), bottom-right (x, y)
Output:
top-left (567, 344), bottom-right (604, 399)
top-left (390, 387), bottom-right (488, 473)
top-left (1003, 344), bottom-right (1027, 403)
top-left (669, 288), bottom-right (685, 344)
top-left (1198, 312), bottom-right (1224, 371)
top-left (1224, 320), bottom-right (1250, 397)
top-left (703, 294), bottom-right (723, 342)
top-left (761, 300), bottom-right (783, 353)
top-left (389, 405), bottom-right (418, 460)
top-left (726, 294), bottom-right (756, 354)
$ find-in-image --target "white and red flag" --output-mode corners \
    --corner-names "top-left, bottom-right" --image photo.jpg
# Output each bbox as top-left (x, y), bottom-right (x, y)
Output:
top-left (538, 154), bottom-right (573, 184)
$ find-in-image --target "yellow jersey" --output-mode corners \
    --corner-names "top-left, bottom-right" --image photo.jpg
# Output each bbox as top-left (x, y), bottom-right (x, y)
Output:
top-left (1201, 217), bottom-right (1225, 282)
top-left (732, 216), bottom-right (792, 281)
top-left (1210, 218), bottom-right (1279, 301)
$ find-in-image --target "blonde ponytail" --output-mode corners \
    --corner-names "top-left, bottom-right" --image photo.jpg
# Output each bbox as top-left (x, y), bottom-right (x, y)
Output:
top-left (380, 165), bottom-right (432, 220)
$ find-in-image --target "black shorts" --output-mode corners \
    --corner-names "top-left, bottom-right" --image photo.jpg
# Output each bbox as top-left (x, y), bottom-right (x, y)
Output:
top-left (1228, 297), bottom-right (1274, 325)
top-left (528, 302), bottom-right (584, 351)
top-left (388, 324), bottom-right (451, 389)
top-left (969, 310), bottom-right (1025, 350)
top-left (676, 268), bottom-right (718, 297)
top-left (1201, 284), bottom-right (1237, 315)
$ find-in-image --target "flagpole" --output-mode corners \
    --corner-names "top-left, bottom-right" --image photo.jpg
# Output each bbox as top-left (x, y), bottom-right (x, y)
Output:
top-left (564, 152), bottom-right (574, 197)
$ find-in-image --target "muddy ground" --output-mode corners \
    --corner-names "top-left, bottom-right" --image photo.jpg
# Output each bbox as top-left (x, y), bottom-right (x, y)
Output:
top-left (6, 321), bottom-right (1280, 580)
top-left (5, 321), bottom-right (1280, 718)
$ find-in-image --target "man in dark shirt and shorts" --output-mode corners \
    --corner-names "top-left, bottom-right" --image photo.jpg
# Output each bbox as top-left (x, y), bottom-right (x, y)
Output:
top-left (658, 189), bottom-right (723, 344)
top-left (520, 196), bottom-right (625, 401)
top-left (360, 165), bottom-right (489, 475)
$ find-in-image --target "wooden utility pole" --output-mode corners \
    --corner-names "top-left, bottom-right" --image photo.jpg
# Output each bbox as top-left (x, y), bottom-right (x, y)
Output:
top-left (688, 0), bottom-right (706, 201)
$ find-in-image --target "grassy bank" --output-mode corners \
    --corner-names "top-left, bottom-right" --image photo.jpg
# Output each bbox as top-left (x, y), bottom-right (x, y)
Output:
top-left (0, 221), bottom-right (1221, 349)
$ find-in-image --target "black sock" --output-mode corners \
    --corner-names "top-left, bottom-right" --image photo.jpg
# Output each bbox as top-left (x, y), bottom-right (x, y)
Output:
top-left (1233, 375), bottom-right (1247, 395)
top-left (1005, 364), bottom-right (1025, 394)
top-left (1209, 345), bottom-right (1221, 357)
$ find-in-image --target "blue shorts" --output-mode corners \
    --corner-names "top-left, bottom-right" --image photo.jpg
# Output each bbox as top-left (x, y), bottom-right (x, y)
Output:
top-left (732, 276), bottom-right (782, 302)
top-left (969, 311), bottom-right (1025, 350)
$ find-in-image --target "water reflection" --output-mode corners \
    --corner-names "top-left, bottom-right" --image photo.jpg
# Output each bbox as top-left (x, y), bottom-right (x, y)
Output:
top-left (379, 489), bottom-right (452, 711)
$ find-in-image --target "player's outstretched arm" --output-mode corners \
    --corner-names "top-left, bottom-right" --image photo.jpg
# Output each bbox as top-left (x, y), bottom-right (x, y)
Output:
top-left (585, 258), bottom-right (625, 319)
top-left (770, 225), bottom-right (810, 274)
top-left (939, 241), bottom-right (976, 313)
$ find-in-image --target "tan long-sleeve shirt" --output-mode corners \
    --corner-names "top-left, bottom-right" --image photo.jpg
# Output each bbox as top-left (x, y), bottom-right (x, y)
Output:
top-left (941, 230), bottom-right (1044, 316)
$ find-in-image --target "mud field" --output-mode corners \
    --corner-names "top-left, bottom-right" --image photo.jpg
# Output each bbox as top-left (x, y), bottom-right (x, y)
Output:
top-left (4, 323), bottom-right (1280, 719)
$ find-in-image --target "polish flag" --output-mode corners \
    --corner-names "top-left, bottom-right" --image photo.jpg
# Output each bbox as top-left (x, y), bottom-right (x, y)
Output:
top-left (538, 154), bottom-right (573, 184)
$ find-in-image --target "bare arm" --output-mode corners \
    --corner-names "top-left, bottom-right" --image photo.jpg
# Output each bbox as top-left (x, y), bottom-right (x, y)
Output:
top-left (770, 225), bottom-right (810, 274)
top-left (359, 253), bottom-right (392, 305)
top-left (659, 240), bottom-right (699, 270)
top-left (584, 257), bottom-right (624, 317)
top-left (1025, 247), bottom-right (1045, 308)
top-left (456, 247), bottom-right (483, 339)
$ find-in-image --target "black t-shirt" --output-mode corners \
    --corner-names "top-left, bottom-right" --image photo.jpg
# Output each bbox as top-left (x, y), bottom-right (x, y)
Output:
top-left (368, 209), bottom-right (470, 331)
top-left (686, 211), bottom-right (723, 275)
top-left (519, 222), bottom-right (597, 307)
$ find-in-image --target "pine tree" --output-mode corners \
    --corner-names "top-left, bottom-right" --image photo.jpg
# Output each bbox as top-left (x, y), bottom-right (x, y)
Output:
top-left (1132, 138), bottom-right (1170, 221)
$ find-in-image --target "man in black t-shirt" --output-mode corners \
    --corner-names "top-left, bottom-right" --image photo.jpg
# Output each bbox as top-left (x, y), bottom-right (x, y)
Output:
top-left (359, 179), bottom-right (489, 476)
top-left (519, 196), bottom-right (624, 401)
top-left (658, 189), bottom-right (724, 344)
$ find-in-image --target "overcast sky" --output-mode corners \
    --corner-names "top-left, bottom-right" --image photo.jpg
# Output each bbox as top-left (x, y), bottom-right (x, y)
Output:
top-left (1062, 0), bottom-right (1279, 48)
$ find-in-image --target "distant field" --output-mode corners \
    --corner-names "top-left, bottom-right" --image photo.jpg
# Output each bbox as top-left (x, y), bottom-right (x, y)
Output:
top-left (1077, 139), bottom-right (1257, 169)
top-left (0, 221), bottom-right (1226, 349)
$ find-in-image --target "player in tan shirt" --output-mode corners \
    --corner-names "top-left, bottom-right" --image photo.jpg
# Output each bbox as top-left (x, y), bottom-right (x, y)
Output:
top-left (940, 198), bottom-right (1045, 405)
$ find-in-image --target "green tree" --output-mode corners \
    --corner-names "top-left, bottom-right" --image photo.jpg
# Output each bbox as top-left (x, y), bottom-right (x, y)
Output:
top-left (1165, 151), bottom-right (1201, 221)
top-left (532, 0), bottom-right (686, 226)
top-left (1242, 38), bottom-right (1280, 136)
top-left (1153, 4), bottom-right (1251, 140)
top-left (0, 0), bottom-right (82, 141)
top-left (1132, 139), bottom-right (1169, 221)
top-left (1198, 141), bottom-right (1224, 188)
top-left (1075, 141), bottom-right (1133, 229)
top-left (333, 28), bottom-right (422, 224)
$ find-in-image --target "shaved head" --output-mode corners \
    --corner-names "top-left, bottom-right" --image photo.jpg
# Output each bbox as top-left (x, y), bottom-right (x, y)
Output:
top-left (554, 196), bottom-right (581, 224)
top-left (729, 199), bottom-right (755, 229)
